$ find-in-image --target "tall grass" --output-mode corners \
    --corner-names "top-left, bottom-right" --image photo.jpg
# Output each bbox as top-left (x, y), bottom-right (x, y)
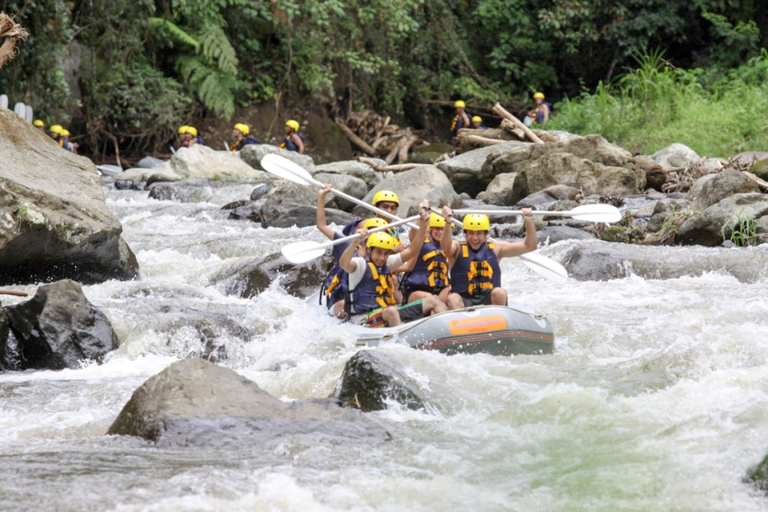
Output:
top-left (548, 49), bottom-right (768, 157)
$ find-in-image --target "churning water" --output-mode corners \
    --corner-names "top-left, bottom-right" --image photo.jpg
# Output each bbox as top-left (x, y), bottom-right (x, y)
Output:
top-left (1, 182), bottom-right (768, 511)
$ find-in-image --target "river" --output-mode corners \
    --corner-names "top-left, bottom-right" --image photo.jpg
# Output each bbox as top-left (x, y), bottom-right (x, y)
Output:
top-left (1, 181), bottom-right (768, 511)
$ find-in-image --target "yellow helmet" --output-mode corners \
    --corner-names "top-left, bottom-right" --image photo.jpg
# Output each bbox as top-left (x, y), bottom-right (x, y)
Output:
top-left (285, 119), bottom-right (300, 132)
top-left (471, 116), bottom-right (482, 123)
top-left (61, 129), bottom-right (70, 137)
top-left (363, 218), bottom-right (388, 230)
top-left (234, 123), bottom-right (250, 135)
top-left (177, 125), bottom-right (188, 134)
top-left (49, 124), bottom-right (63, 134)
top-left (428, 213), bottom-right (446, 228)
top-left (454, 100), bottom-right (466, 108)
top-left (371, 190), bottom-right (399, 206)
top-left (366, 232), bottom-right (396, 251)
top-left (533, 92), bottom-right (545, 99)
top-left (463, 213), bottom-right (490, 232)
top-left (33, 119), bottom-right (45, 127)
top-left (187, 126), bottom-right (198, 136)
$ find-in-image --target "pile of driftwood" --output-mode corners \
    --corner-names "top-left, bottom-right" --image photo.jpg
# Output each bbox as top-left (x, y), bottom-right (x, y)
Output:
top-left (0, 13), bottom-right (28, 68)
top-left (453, 103), bottom-right (543, 153)
top-left (336, 110), bottom-right (423, 164)
top-left (661, 154), bottom-right (768, 193)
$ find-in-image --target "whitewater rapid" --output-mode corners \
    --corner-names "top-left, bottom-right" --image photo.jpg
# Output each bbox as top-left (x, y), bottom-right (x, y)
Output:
top-left (1, 182), bottom-right (768, 511)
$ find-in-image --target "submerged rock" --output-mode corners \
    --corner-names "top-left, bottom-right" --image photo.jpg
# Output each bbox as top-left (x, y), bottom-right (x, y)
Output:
top-left (746, 452), bottom-right (768, 494)
top-left (3, 280), bottom-right (119, 370)
top-left (222, 199), bottom-right (265, 223)
top-left (147, 178), bottom-right (214, 203)
top-left (333, 350), bottom-right (431, 412)
top-left (0, 109), bottom-right (139, 285)
top-left (107, 359), bottom-right (390, 447)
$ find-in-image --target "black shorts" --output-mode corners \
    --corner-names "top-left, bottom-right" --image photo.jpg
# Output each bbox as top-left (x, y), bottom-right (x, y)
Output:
top-left (460, 290), bottom-right (494, 308)
top-left (403, 285), bottom-right (447, 299)
top-left (357, 300), bottom-right (425, 327)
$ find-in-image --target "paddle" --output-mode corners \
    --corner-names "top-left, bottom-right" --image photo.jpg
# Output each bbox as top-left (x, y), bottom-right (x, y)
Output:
top-left (0, 290), bottom-right (28, 297)
top-left (430, 208), bottom-right (567, 284)
top-left (282, 215), bottom-right (421, 264)
top-left (452, 204), bottom-right (622, 223)
top-left (260, 154), bottom-right (419, 229)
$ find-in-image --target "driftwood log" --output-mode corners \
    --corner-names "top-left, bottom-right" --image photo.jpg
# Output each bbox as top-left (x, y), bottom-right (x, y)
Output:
top-left (0, 13), bottom-right (28, 68)
top-left (454, 128), bottom-right (518, 153)
top-left (336, 110), bottom-right (425, 163)
top-left (357, 157), bottom-right (420, 173)
top-left (492, 102), bottom-right (544, 144)
top-left (499, 119), bottom-right (526, 140)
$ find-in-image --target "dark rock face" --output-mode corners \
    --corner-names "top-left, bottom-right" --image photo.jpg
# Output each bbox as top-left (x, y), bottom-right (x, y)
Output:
top-left (107, 359), bottom-right (390, 447)
top-left (0, 109), bottom-right (139, 285)
top-left (250, 183), bottom-right (271, 200)
top-left (333, 350), bottom-right (430, 412)
top-left (4, 280), bottom-right (120, 370)
top-left (147, 178), bottom-right (214, 203)
top-left (0, 307), bottom-right (16, 370)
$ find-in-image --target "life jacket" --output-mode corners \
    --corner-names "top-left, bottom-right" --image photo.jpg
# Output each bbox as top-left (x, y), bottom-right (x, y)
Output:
top-left (280, 133), bottom-right (305, 152)
top-left (196, 135), bottom-right (206, 146)
top-left (450, 115), bottom-right (466, 135)
top-left (402, 236), bottom-right (449, 293)
top-left (320, 231), bottom-right (353, 309)
top-left (450, 242), bottom-right (501, 297)
top-left (347, 260), bottom-right (397, 314)
top-left (230, 135), bottom-right (260, 152)
top-left (535, 103), bottom-right (552, 124)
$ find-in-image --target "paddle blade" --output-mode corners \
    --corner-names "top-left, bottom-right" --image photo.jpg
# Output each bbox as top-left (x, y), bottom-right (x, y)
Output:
top-left (566, 204), bottom-right (622, 223)
top-left (281, 241), bottom-right (328, 264)
top-left (519, 252), bottom-right (568, 284)
top-left (260, 154), bottom-right (315, 186)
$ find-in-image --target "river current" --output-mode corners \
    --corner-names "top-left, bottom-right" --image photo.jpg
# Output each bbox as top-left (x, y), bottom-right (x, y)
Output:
top-left (1, 181), bottom-right (768, 511)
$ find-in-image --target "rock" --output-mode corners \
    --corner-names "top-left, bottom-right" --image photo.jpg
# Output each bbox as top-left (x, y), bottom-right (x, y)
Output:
top-left (688, 169), bottom-right (759, 211)
top-left (549, 239), bottom-right (768, 282)
top-left (114, 179), bottom-right (142, 190)
top-left (533, 130), bottom-right (582, 143)
top-left (0, 307), bottom-right (14, 370)
top-left (114, 165), bottom-right (179, 184)
top-left (748, 159), bottom-right (768, 181)
top-left (217, 250), bottom-right (335, 299)
top-left (483, 135), bottom-right (645, 196)
top-left (302, 112), bottom-right (353, 164)
top-left (354, 166), bottom-right (461, 218)
top-left (652, 198), bottom-right (690, 216)
top-left (437, 142), bottom-right (528, 197)
top-left (648, 143), bottom-right (700, 169)
top-left (332, 350), bottom-right (431, 412)
top-left (0, 109), bottom-right (139, 285)
top-left (4, 280), bottom-right (119, 370)
top-left (224, 200), bottom-right (265, 223)
top-left (313, 172), bottom-right (369, 212)
top-left (537, 226), bottom-right (595, 243)
top-left (145, 171), bottom-right (179, 187)
top-left (677, 193), bottom-right (768, 246)
top-left (476, 172), bottom-right (529, 205)
top-left (107, 359), bottom-right (389, 447)
top-left (312, 160), bottom-right (384, 188)
top-left (250, 183), bottom-right (271, 200)
top-left (734, 151), bottom-right (768, 164)
top-left (239, 144), bottom-right (315, 173)
top-left (746, 452), bottom-right (768, 493)
top-left (686, 173), bottom-right (718, 203)
top-left (634, 156), bottom-right (667, 191)
top-left (147, 178), bottom-right (214, 203)
top-left (173, 145), bottom-right (272, 181)
top-left (262, 204), bottom-right (355, 229)
top-left (516, 185), bottom-right (581, 208)
top-left (409, 143), bottom-right (454, 164)
top-left (137, 156), bottom-right (166, 169)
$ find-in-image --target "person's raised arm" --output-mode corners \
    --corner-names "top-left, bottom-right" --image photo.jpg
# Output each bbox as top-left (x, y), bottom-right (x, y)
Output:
top-left (441, 205), bottom-right (460, 268)
top-left (496, 208), bottom-right (538, 258)
top-left (339, 228), bottom-right (367, 273)
top-left (315, 184), bottom-right (335, 240)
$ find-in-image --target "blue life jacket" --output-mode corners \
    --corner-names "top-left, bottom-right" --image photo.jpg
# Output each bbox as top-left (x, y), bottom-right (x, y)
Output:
top-left (402, 236), bottom-right (449, 294)
top-left (321, 232), bottom-right (352, 309)
top-left (281, 133), bottom-right (305, 152)
top-left (231, 135), bottom-right (260, 151)
top-left (348, 260), bottom-right (397, 314)
top-left (450, 242), bottom-right (501, 297)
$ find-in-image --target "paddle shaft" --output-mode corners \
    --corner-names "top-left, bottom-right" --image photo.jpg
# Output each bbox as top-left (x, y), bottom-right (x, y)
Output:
top-left (301, 215), bottom-right (421, 255)
top-left (0, 290), bottom-right (28, 297)
top-left (453, 208), bottom-right (555, 217)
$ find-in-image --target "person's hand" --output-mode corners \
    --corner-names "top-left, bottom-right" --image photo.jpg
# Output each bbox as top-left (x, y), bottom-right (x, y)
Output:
top-left (441, 205), bottom-right (453, 221)
top-left (521, 207), bottom-right (534, 220)
top-left (355, 228), bottom-right (369, 247)
top-left (419, 199), bottom-right (430, 222)
top-left (319, 184), bottom-right (332, 197)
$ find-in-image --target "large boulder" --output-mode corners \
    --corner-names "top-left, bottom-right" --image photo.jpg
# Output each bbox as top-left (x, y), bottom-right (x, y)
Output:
top-left (239, 144), bottom-right (315, 173)
top-left (0, 109), bottom-right (138, 285)
top-left (549, 239), bottom-right (768, 282)
top-left (333, 350), bottom-right (432, 412)
top-left (313, 172), bottom-right (368, 212)
top-left (259, 179), bottom-right (355, 227)
top-left (3, 280), bottom-right (119, 370)
top-left (437, 142), bottom-right (528, 196)
top-left (312, 160), bottom-right (385, 188)
top-left (354, 166), bottom-right (461, 218)
top-left (476, 172), bottom-right (529, 205)
top-left (482, 135), bottom-right (645, 196)
top-left (688, 169), bottom-right (759, 211)
top-left (107, 359), bottom-right (390, 447)
top-left (677, 193), bottom-right (768, 246)
top-left (648, 143), bottom-right (701, 169)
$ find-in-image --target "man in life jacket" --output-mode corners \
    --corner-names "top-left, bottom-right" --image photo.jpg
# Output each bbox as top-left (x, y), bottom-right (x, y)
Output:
top-left (526, 92), bottom-right (551, 126)
top-left (33, 119), bottom-right (45, 132)
top-left (440, 206), bottom-right (537, 308)
top-left (339, 201), bottom-right (447, 327)
top-left (185, 126), bottom-right (205, 147)
top-left (400, 212), bottom-right (454, 307)
top-left (370, 190), bottom-right (403, 242)
top-left (281, 120), bottom-right (305, 154)
top-left (471, 115), bottom-right (487, 130)
top-left (450, 100), bottom-right (471, 137)
top-left (49, 124), bottom-right (63, 143)
top-left (230, 123), bottom-right (260, 151)
top-left (177, 125), bottom-right (190, 148)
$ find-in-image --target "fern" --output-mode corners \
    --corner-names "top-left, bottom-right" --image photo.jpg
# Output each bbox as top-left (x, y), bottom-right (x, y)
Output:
top-left (177, 55), bottom-right (237, 118)
top-left (148, 17), bottom-right (199, 51)
top-left (199, 24), bottom-right (238, 76)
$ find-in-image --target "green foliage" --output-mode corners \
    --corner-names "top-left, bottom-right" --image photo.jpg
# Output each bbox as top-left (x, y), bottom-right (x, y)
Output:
top-left (722, 210), bottom-right (758, 247)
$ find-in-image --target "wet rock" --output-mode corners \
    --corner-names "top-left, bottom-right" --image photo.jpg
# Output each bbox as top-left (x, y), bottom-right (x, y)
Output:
top-left (147, 178), bottom-right (214, 203)
top-left (223, 199), bottom-right (265, 222)
top-left (354, 165), bottom-right (461, 218)
top-left (107, 359), bottom-right (390, 447)
top-left (550, 239), bottom-right (768, 282)
top-left (634, 156), bottom-right (666, 191)
top-left (0, 307), bottom-right (14, 370)
top-left (137, 156), bottom-right (166, 169)
top-left (677, 193), bottom-right (768, 246)
top-left (333, 350), bottom-right (430, 412)
top-left (689, 169), bottom-right (759, 211)
top-left (219, 250), bottom-right (335, 299)
top-left (748, 159), bottom-right (768, 182)
top-left (648, 143), bottom-right (700, 169)
top-left (747, 452), bottom-right (768, 493)
top-left (537, 226), bottom-right (595, 244)
top-left (145, 172), bottom-right (178, 187)
top-left (437, 142), bottom-right (526, 197)
top-left (239, 144), bottom-right (315, 173)
top-left (313, 172), bottom-right (369, 212)
top-left (114, 179), bottom-right (142, 190)
top-left (652, 198), bottom-right (690, 215)
top-left (476, 172), bottom-right (529, 205)
top-left (4, 280), bottom-right (119, 370)
top-left (312, 160), bottom-right (384, 188)
top-left (0, 109), bottom-right (139, 285)
top-left (250, 183), bottom-right (271, 200)
top-left (516, 185), bottom-right (581, 209)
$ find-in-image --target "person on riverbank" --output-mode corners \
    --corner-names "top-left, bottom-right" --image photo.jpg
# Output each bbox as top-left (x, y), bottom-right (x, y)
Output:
top-left (340, 202), bottom-right (447, 327)
top-left (450, 100), bottom-right (471, 137)
top-left (526, 92), bottom-right (551, 126)
top-left (281, 120), bottom-right (305, 154)
top-left (400, 212), bottom-right (453, 308)
top-left (185, 126), bottom-right (205, 147)
top-left (230, 123), bottom-right (259, 151)
top-left (60, 129), bottom-right (78, 153)
top-left (49, 124), bottom-right (63, 144)
top-left (471, 116), bottom-right (487, 130)
top-left (440, 207), bottom-right (537, 308)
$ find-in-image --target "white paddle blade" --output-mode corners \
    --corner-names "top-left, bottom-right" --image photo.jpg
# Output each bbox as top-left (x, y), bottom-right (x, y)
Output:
top-left (260, 154), bottom-right (314, 185)
top-left (567, 204), bottom-right (622, 223)
top-left (281, 241), bottom-right (328, 264)
top-left (519, 252), bottom-right (568, 284)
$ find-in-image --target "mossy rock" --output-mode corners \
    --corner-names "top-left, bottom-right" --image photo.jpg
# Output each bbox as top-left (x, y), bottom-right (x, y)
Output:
top-left (748, 159), bottom-right (768, 181)
top-left (409, 143), bottom-right (454, 164)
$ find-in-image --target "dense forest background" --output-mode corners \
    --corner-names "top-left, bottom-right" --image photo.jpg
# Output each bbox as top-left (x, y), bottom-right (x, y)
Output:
top-left (1, 0), bottom-right (766, 159)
